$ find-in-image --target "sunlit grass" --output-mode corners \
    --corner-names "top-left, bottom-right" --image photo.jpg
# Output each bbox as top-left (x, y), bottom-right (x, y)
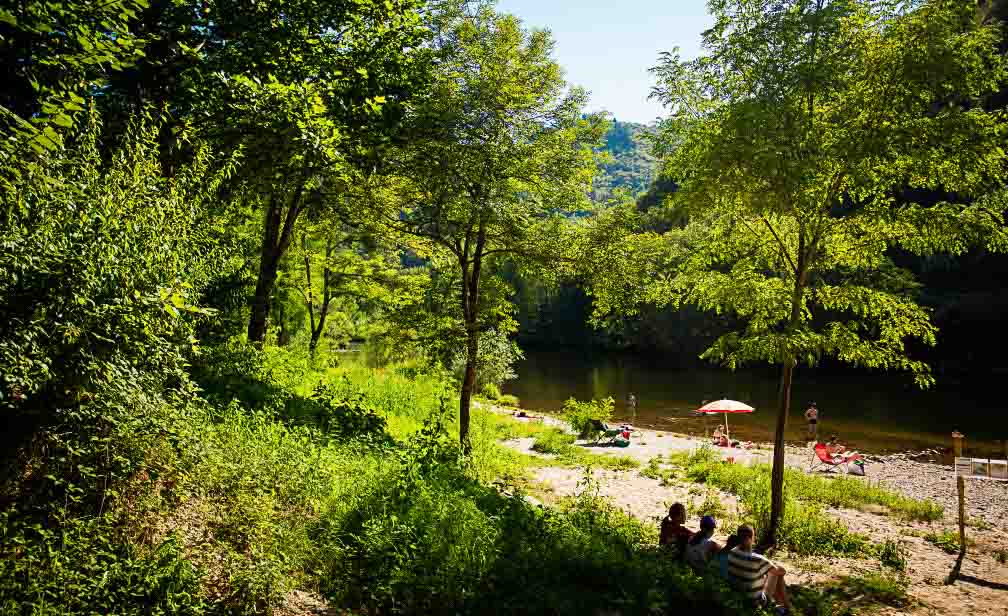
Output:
top-left (669, 447), bottom-right (943, 522)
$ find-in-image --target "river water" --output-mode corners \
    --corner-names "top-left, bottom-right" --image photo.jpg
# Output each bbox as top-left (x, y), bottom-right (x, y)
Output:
top-left (503, 348), bottom-right (1006, 457)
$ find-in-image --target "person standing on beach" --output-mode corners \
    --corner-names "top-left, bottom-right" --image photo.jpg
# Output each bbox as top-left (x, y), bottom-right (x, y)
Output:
top-left (804, 402), bottom-right (819, 441)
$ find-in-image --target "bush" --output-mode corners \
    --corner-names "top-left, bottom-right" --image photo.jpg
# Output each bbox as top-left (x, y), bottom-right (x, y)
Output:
top-left (532, 430), bottom-right (578, 454)
top-left (876, 539), bottom-right (908, 571)
top-left (497, 394), bottom-right (520, 407)
top-left (0, 517), bottom-right (205, 615)
top-left (924, 529), bottom-right (971, 554)
top-left (563, 396), bottom-right (615, 438)
top-left (480, 382), bottom-right (502, 400)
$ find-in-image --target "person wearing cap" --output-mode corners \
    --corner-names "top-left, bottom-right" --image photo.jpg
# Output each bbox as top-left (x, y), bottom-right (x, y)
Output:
top-left (685, 515), bottom-right (722, 572)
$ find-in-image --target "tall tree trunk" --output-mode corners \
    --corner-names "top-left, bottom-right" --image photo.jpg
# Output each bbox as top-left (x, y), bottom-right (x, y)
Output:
top-left (247, 175), bottom-right (310, 344)
top-left (458, 219), bottom-right (487, 454)
top-left (762, 360), bottom-right (794, 551)
top-left (248, 198), bottom-right (283, 343)
top-left (308, 239), bottom-right (334, 355)
top-left (459, 318), bottom-right (478, 454)
top-left (762, 247), bottom-right (808, 550)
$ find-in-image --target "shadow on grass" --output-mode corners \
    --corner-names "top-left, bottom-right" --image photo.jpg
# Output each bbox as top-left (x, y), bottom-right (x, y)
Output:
top-left (307, 446), bottom-right (766, 616)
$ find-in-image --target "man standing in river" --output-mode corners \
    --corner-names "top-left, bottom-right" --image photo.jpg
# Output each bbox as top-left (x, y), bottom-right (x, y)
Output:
top-left (804, 402), bottom-right (818, 441)
top-left (627, 392), bottom-right (638, 420)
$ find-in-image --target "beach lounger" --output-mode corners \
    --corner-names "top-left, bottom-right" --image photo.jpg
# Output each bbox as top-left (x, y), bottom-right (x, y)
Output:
top-left (588, 419), bottom-right (632, 446)
top-left (809, 443), bottom-right (861, 474)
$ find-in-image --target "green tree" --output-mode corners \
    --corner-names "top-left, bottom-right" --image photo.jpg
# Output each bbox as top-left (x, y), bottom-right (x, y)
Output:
top-left (181, 0), bottom-right (428, 344)
top-left (0, 0), bottom-right (148, 199)
top-left (592, 0), bottom-right (1008, 547)
top-left (289, 221), bottom-right (409, 354)
top-left (370, 4), bottom-right (607, 450)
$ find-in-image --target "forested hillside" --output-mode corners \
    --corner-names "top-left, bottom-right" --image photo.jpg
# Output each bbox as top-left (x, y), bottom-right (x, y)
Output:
top-left (590, 120), bottom-right (656, 202)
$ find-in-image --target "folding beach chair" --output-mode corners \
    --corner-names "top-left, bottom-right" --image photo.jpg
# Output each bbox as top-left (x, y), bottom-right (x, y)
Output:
top-left (808, 443), bottom-right (859, 474)
top-left (588, 419), bottom-right (632, 446)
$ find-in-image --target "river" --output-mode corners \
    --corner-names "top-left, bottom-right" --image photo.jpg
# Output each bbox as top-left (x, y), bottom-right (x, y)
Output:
top-left (503, 348), bottom-right (1006, 458)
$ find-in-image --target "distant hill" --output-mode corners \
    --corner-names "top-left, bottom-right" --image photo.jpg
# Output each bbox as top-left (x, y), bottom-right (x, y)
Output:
top-left (591, 120), bottom-right (657, 203)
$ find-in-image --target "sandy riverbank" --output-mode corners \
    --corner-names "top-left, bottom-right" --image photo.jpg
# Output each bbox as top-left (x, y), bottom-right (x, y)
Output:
top-left (484, 403), bottom-right (1008, 531)
top-left (481, 402), bottom-right (1008, 615)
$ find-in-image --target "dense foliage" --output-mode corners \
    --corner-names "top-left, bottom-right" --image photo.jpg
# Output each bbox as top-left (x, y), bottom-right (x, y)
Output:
top-left (1, 0), bottom-right (1005, 612)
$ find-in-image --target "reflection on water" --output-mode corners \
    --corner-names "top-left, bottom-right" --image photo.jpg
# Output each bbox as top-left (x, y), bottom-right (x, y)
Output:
top-left (503, 348), bottom-right (1005, 456)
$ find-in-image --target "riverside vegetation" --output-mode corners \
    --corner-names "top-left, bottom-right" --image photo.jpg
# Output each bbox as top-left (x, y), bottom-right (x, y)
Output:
top-left (2, 0), bottom-right (1007, 613)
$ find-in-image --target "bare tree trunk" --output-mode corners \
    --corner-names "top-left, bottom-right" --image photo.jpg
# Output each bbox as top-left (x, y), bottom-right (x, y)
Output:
top-left (762, 243), bottom-right (808, 550)
top-left (248, 198), bottom-right (283, 344)
top-left (459, 319), bottom-right (478, 454)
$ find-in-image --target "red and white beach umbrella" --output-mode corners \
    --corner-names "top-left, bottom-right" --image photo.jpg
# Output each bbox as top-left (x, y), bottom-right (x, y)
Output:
top-left (695, 399), bottom-right (755, 440)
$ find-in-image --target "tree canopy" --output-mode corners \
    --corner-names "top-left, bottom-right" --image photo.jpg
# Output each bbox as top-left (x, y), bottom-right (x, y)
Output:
top-left (368, 4), bottom-right (607, 448)
top-left (589, 0), bottom-right (1008, 547)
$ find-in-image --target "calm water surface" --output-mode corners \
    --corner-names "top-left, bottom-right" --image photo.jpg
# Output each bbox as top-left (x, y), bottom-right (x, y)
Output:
top-left (503, 349), bottom-right (1006, 457)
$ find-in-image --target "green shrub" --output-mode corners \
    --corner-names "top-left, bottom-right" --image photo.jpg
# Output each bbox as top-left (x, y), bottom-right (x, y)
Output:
top-left (563, 396), bottom-right (615, 438)
top-left (876, 539), bottom-right (908, 571)
top-left (480, 382), bottom-right (502, 400)
top-left (497, 393), bottom-right (521, 407)
top-left (532, 430), bottom-right (578, 454)
top-left (924, 529), bottom-right (971, 554)
top-left (0, 517), bottom-right (205, 615)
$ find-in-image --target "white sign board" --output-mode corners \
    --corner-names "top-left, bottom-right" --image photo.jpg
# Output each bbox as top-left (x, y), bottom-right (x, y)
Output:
top-left (955, 457), bottom-right (1008, 481)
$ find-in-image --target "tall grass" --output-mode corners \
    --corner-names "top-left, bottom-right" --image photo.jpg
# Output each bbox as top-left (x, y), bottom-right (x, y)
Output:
top-left (676, 449), bottom-right (869, 556)
top-left (673, 448), bottom-right (943, 522)
top-left (531, 430), bottom-right (641, 471)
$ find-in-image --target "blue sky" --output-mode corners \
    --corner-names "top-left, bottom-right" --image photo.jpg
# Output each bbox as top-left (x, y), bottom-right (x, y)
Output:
top-left (495, 0), bottom-right (713, 124)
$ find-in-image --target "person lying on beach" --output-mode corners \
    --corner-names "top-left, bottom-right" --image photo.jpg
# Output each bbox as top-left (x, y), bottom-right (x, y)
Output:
top-left (685, 515), bottom-right (722, 572)
top-left (659, 503), bottom-right (693, 558)
top-left (726, 525), bottom-right (791, 612)
top-left (511, 411), bottom-right (542, 421)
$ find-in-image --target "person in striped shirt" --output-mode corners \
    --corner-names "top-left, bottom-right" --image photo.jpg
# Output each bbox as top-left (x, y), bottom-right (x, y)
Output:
top-left (725, 525), bottom-right (791, 612)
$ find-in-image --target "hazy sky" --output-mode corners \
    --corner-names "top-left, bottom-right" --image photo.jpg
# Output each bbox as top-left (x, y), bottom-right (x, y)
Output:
top-left (494, 0), bottom-right (713, 124)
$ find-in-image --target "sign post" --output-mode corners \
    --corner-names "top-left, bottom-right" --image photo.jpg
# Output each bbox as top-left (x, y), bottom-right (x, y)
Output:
top-left (947, 432), bottom-right (1008, 584)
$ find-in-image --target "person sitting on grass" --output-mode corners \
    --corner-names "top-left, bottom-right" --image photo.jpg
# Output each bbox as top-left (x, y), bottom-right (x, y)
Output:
top-left (717, 532), bottom-right (742, 580)
top-left (659, 503), bottom-right (693, 558)
top-left (726, 525), bottom-right (791, 613)
top-left (685, 515), bottom-right (722, 572)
